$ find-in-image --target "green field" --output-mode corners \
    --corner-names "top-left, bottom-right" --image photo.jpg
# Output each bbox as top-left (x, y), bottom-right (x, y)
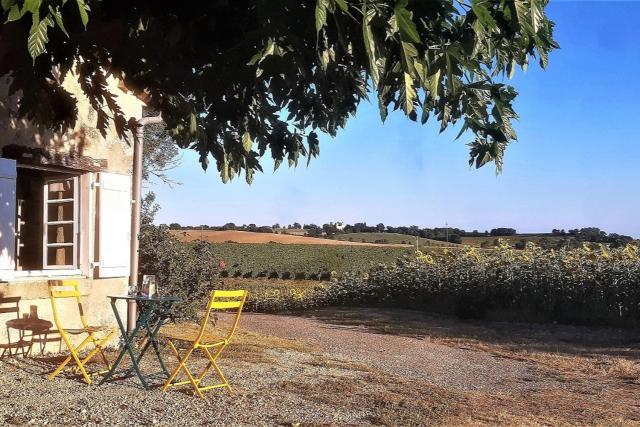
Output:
top-left (209, 242), bottom-right (412, 278)
top-left (459, 234), bottom-right (566, 247)
top-left (333, 232), bottom-right (458, 250)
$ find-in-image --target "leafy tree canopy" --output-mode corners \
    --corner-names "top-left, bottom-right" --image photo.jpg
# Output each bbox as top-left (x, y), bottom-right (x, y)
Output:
top-left (0, 0), bottom-right (557, 183)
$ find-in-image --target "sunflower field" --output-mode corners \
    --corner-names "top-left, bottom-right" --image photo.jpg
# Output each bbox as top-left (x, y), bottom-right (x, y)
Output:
top-left (321, 242), bottom-right (640, 327)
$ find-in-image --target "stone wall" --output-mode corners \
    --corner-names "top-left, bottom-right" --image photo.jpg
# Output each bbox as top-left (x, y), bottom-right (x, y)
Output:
top-left (0, 277), bottom-right (128, 354)
top-left (0, 73), bottom-right (144, 174)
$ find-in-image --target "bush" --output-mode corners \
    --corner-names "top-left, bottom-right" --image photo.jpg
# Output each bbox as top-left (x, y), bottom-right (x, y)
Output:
top-left (138, 226), bottom-right (219, 320)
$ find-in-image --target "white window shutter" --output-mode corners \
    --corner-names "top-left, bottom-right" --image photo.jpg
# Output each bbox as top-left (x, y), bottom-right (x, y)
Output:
top-left (0, 158), bottom-right (16, 277)
top-left (98, 172), bottom-right (132, 278)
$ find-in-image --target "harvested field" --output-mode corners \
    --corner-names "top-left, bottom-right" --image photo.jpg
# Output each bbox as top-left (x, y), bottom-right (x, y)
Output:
top-left (171, 230), bottom-right (411, 247)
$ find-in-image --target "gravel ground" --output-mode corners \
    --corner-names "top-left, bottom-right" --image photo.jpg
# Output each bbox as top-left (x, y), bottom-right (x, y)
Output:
top-left (242, 311), bottom-right (561, 393)
top-left (0, 347), bottom-right (374, 426)
top-left (0, 308), bottom-right (638, 426)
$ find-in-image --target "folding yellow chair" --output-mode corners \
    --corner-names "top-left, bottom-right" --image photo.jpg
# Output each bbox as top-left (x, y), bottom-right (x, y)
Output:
top-left (48, 280), bottom-right (116, 384)
top-left (161, 289), bottom-right (247, 397)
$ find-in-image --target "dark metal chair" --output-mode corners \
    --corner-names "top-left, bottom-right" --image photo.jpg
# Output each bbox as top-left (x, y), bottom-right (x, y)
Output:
top-left (0, 297), bottom-right (29, 357)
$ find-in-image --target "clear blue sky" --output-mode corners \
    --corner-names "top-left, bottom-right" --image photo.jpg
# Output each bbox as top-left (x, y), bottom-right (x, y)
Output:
top-left (151, 1), bottom-right (640, 237)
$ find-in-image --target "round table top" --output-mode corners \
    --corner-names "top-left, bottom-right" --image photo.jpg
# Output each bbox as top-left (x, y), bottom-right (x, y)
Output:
top-left (6, 318), bottom-right (53, 332)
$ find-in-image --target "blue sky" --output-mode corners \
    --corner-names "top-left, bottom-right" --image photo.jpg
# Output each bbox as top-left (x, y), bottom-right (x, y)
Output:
top-left (151, 1), bottom-right (640, 237)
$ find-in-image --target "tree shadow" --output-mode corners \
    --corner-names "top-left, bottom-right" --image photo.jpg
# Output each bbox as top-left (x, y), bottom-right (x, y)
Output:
top-left (294, 307), bottom-right (640, 360)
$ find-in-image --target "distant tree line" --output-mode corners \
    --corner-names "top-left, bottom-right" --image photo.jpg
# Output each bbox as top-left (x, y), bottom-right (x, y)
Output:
top-left (550, 227), bottom-right (634, 247)
top-left (164, 222), bottom-right (634, 248)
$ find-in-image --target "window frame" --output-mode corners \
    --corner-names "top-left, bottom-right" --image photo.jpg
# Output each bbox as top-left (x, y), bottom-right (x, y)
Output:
top-left (42, 175), bottom-right (80, 270)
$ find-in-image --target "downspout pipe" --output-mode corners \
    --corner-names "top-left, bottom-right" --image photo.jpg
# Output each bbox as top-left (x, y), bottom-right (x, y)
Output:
top-left (127, 115), bottom-right (163, 333)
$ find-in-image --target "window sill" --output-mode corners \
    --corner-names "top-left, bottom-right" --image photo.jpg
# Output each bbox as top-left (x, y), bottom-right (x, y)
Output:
top-left (0, 269), bottom-right (83, 282)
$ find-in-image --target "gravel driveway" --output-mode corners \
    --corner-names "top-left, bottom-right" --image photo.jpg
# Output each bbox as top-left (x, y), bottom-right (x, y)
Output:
top-left (0, 308), bottom-right (638, 425)
top-left (242, 311), bottom-right (560, 394)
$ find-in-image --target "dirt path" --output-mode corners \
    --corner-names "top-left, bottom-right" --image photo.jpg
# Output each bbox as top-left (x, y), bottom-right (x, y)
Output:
top-left (242, 311), bottom-right (560, 394)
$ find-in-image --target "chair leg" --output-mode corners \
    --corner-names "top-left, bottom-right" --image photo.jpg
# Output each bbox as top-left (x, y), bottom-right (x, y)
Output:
top-left (163, 342), bottom-right (203, 398)
top-left (81, 331), bottom-right (115, 373)
top-left (49, 334), bottom-right (94, 384)
top-left (203, 346), bottom-right (232, 392)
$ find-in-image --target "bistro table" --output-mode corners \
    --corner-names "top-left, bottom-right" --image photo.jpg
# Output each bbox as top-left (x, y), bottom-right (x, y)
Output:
top-left (100, 294), bottom-right (180, 390)
top-left (5, 318), bottom-right (53, 356)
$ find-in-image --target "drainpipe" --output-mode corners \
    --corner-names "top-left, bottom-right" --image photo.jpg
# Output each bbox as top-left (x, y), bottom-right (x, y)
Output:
top-left (127, 115), bottom-right (163, 333)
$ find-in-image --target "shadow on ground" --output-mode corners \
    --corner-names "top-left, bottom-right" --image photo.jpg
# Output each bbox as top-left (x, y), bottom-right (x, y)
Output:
top-left (294, 306), bottom-right (640, 360)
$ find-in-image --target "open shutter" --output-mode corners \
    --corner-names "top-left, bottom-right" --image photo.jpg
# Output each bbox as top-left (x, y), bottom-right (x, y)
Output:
top-left (98, 172), bottom-right (131, 278)
top-left (0, 158), bottom-right (16, 277)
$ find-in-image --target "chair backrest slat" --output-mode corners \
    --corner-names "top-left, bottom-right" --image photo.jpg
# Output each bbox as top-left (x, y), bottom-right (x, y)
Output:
top-left (209, 300), bottom-right (243, 310)
top-left (50, 289), bottom-right (81, 298)
top-left (213, 290), bottom-right (246, 298)
top-left (0, 297), bottom-right (20, 317)
top-left (197, 289), bottom-right (247, 345)
top-left (48, 279), bottom-right (86, 329)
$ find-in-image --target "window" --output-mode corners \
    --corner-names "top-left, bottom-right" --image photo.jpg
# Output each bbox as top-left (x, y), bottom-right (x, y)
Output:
top-left (15, 167), bottom-right (80, 271)
top-left (43, 176), bottom-right (79, 268)
top-left (1, 157), bottom-right (132, 280)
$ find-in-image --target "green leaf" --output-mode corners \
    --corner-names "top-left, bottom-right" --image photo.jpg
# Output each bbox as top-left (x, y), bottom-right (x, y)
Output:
top-left (315, 0), bottom-right (329, 33)
top-left (362, 5), bottom-right (380, 87)
top-left (245, 167), bottom-right (254, 185)
top-left (189, 112), bottom-right (197, 135)
top-left (5, 4), bottom-right (23, 22)
top-left (471, 0), bottom-right (498, 30)
top-left (48, 5), bottom-right (68, 37)
top-left (76, 0), bottom-right (89, 29)
top-left (420, 105), bottom-right (429, 124)
top-left (1, 0), bottom-right (15, 12)
top-left (306, 131), bottom-right (320, 166)
top-left (242, 132), bottom-right (252, 153)
top-left (394, 0), bottom-right (421, 44)
top-left (335, 0), bottom-right (348, 12)
top-left (531, 0), bottom-right (543, 33)
top-left (513, 0), bottom-right (532, 34)
top-left (221, 155), bottom-right (229, 183)
top-left (400, 71), bottom-right (416, 114)
top-left (27, 11), bottom-right (54, 62)
top-left (399, 40), bottom-right (417, 75)
top-left (23, 0), bottom-right (41, 14)
top-left (427, 69), bottom-right (441, 98)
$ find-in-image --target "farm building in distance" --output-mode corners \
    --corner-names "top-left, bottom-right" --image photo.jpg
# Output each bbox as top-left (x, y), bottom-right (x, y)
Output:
top-left (0, 74), bottom-right (143, 351)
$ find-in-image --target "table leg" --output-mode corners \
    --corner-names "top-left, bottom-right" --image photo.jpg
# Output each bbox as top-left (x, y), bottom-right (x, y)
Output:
top-left (100, 299), bottom-right (151, 390)
top-left (122, 301), bottom-right (155, 376)
top-left (145, 311), bottom-right (170, 377)
top-left (124, 301), bottom-right (169, 378)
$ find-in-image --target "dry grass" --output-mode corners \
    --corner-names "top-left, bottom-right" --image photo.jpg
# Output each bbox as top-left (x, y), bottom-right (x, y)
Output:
top-left (162, 322), bottom-right (317, 365)
top-left (606, 358), bottom-right (640, 382)
top-left (305, 357), bottom-right (373, 372)
top-left (281, 373), bottom-right (466, 426)
top-left (281, 365), bottom-right (640, 426)
top-left (170, 229), bottom-right (410, 247)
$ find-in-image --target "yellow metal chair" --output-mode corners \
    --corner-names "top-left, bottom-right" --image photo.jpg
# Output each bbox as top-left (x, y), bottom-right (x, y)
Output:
top-left (48, 280), bottom-right (116, 384)
top-left (161, 289), bottom-right (247, 397)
